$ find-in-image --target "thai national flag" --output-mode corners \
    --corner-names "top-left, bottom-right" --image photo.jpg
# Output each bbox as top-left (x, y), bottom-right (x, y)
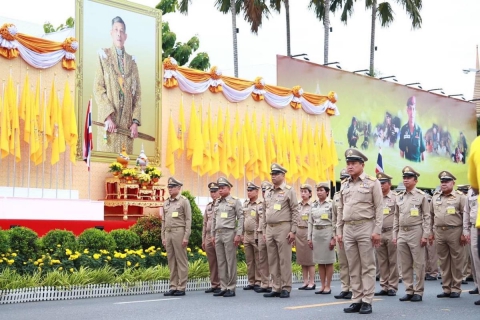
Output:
top-left (83, 99), bottom-right (93, 170)
top-left (375, 148), bottom-right (383, 174)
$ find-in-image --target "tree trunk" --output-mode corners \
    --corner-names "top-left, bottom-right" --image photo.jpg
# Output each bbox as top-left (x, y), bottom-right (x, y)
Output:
top-left (231, 0), bottom-right (238, 77)
top-left (324, 0), bottom-right (330, 64)
top-left (285, 0), bottom-right (291, 57)
top-left (369, 0), bottom-right (377, 76)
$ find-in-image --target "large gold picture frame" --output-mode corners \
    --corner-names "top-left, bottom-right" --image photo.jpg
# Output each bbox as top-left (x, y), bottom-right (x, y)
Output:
top-left (76, 0), bottom-right (162, 164)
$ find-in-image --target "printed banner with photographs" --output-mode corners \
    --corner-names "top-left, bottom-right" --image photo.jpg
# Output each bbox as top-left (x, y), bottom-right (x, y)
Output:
top-left (277, 55), bottom-right (476, 188)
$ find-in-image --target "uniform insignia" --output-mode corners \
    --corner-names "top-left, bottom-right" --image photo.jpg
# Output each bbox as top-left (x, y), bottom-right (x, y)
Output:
top-left (456, 190), bottom-right (463, 195)
top-left (416, 189), bottom-right (424, 195)
top-left (285, 185), bottom-right (292, 190)
top-left (181, 195), bottom-right (187, 200)
top-left (441, 172), bottom-right (447, 177)
top-left (366, 175), bottom-right (377, 181)
top-left (232, 196), bottom-right (238, 200)
top-left (348, 150), bottom-right (353, 156)
top-left (404, 167), bottom-right (410, 173)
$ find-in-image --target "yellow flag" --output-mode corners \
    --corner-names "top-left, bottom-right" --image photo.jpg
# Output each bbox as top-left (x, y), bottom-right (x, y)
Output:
top-left (229, 111), bottom-right (240, 179)
top-left (321, 124), bottom-right (333, 171)
top-left (29, 89), bottom-right (39, 161)
top-left (24, 79), bottom-right (32, 144)
top-left (200, 105), bottom-right (212, 176)
top-left (291, 119), bottom-right (301, 181)
top-left (166, 113), bottom-right (179, 175)
top-left (209, 109), bottom-right (219, 176)
top-left (266, 115), bottom-right (276, 165)
top-left (217, 107), bottom-right (228, 175)
top-left (177, 96), bottom-right (186, 158)
top-left (330, 130), bottom-right (338, 176)
top-left (51, 90), bottom-right (65, 165)
top-left (191, 106), bottom-right (204, 173)
top-left (284, 123), bottom-right (294, 181)
top-left (239, 116), bottom-right (250, 179)
top-left (62, 82), bottom-right (77, 164)
top-left (19, 73), bottom-right (29, 121)
top-left (257, 115), bottom-right (268, 181)
top-left (276, 117), bottom-right (284, 166)
top-left (186, 99), bottom-right (197, 160)
top-left (0, 92), bottom-right (11, 159)
top-left (34, 80), bottom-right (44, 165)
top-left (299, 119), bottom-right (310, 183)
top-left (7, 75), bottom-right (21, 162)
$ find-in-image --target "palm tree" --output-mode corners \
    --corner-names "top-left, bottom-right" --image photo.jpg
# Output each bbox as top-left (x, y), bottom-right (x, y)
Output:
top-left (269, 1), bottom-right (291, 57)
top-left (334, 0), bottom-right (422, 76)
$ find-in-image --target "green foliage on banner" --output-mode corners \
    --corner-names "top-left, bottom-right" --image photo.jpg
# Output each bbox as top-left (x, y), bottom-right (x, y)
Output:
top-left (43, 17), bottom-right (74, 34)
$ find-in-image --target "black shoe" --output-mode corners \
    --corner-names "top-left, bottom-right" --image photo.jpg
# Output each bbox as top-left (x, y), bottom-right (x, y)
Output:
top-left (205, 287), bottom-right (218, 293)
top-left (263, 291), bottom-right (280, 297)
top-left (376, 276), bottom-right (380, 281)
top-left (213, 288), bottom-right (222, 294)
top-left (450, 292), bottom-right (460, 298)
top-left (344, 291), bottom-right (353, 299)
top-left (254, 287), bottom-right (269, 293)
top-left (387, 290), bottom-right (396, 296)
top-left (243, 285), bottom-right (255, 290)
top-left (399, 294), bottom-right (413, 301)
top-left (359, 302), bottom-right (372, 314)
top-left (343, 303), bottom-right (362, 313)
top-left (266, 287), bottom-right (272, 293)
top-left (411, 294), bottom-right (422, 302)
top-left (223, 289), bottom-right (236, 297)
top-left (315, 290), bottom-right (324, 294)
top-left (320, 290), bottom-right (331, 295)
top-left (164, 289), bottom-right (177, 296)
top-left (475, 299), bottom-right (480, 305)
top-left (374, 290), bottom-right (388, 296)
top-left (298, 285), bottom-right (308, 290)
top-left (437, 292), bottom-right (451, 298)
top-left (466, 277), bottom-right (474, 282)
top-left (462, 280), bottom-right (468, 285)
top-left (334, 291), bottom-right (349, 299)
top-left (398, 278), bottom-right (403, 283)
top-left (173, 290), bottom-right (185, 296)
top-left (425, 275), bottom-right (437, 281)
top-left (304, 284), bottom-right (316, 290)
top-left (469, 288), bottom-right (479, 294)
top-left (254, 284), bottom-right (260, 289)
top-left (280, 290), bottom-right (290, 298)
top-left (213, 290), bottom-right (227, 297)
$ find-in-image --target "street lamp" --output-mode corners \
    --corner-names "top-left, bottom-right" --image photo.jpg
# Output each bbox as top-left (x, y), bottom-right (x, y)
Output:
top-left (463, 68), bottom-right (480, 74)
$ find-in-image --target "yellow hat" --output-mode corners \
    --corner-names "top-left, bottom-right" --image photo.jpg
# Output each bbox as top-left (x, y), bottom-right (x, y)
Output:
top-left (439, 171), bottom-right (456, 181)
top-left (376, 172), bottom-right (393, 182)
top-left (246, 182), bottom-right (260, 190)
top-left (300, 184), bottom-right (313, 192)
top-left (167, 177), bottom-right (183, 187)
top-left (208, 182), bottom-right (219, 191)
top-left (345, 148), bottom-right (368, 162)
top-left (217, 176), bottom-right (233, 187)
top-left (270, 162), bottom-right (287, 174)
top-left (402, 166), bottom-right (420, 178)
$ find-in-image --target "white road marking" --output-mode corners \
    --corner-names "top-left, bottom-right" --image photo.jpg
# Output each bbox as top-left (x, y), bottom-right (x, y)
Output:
top-left (114, 298), bottom-right (181, 304)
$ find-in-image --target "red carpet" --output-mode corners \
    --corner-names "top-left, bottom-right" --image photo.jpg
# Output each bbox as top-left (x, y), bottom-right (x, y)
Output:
top-left (0, 219), bottom-right (137, 236)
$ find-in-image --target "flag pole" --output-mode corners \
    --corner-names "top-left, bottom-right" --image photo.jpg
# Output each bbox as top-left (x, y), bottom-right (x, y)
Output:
top-left (13, 83), bottom-right (20, 197)
top-left (42, 87), bottom-right (47, 198)
top-left (88, 97), bottom-right (92, 200)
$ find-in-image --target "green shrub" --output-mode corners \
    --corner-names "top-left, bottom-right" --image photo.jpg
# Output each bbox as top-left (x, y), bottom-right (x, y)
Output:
top-left (77, 228), bottom-right (116, 253)
top-left (8, 227), bottom-right (40, 258)
top-left (42, 230), bottom-right (76, 251)
top-left (0, 229), bottom-right (10, 254)
top-left (130, 215), bottom-right (162, 249)
top-left (182, 190), bottom-right (203, 249)
top-left (110, 229), bottom-right (141, 251)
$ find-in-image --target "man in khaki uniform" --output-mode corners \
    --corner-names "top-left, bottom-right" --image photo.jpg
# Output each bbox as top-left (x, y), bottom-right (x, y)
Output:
top-left (263, 163), bottom-right (299, 298)
top-left (393, 166), bottom-right (430, 302)
top-left (337, 149), bottom-right (383, 314)
top-left (458, 185), bottom-right (474, 284)
top-left (332, 168), bottom-right (352, 299)
top-left (374, 172), bottom-right (399, 297)
top-left (242, 182), bottom-right (263, 290)
top-left (211, 177), bottom-right (243, 297)
top-left (162, 177), bottom-right (192, 296)
top-left (202, 182), bottom-right (221, 293)
top-left (254, 181), bottom-right (273, 293)
top-left (463, 186), bottom-right (480, 303)
top-left (430, 171), bottom-right (468, 298)
top-left (425, 234), bottom-right (440, 281)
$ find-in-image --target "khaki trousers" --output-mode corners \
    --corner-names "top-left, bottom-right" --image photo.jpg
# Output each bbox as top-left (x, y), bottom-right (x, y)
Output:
top-left (397, 225), bottom-right (425, 295)
top-left (266, 222), bottom-right (292, 293)
top-left (336, 243), bottom-right (351, 292)
top-left (257, 231), bottom-right (270, 288)
top-left (244, 232), bottom-right (260, 286)
top-left (435, 227), bottom-right (465, 294)
top-left (376, 229), bottom-right (399, 291)
top-left (425, 242), bottom-right (439, 277)
top-left (470, 227), bottom-right (480, 288)
top-left (205, 234), bottom-right (220, 288)
top-left (343, 221), bottom-right (376, 304)
top-left (463, 244), bottom-right (472, 280)
top-left (215, 228), bottom-right (237, 291)
top-left (165, 227), bottom-right (188, 291)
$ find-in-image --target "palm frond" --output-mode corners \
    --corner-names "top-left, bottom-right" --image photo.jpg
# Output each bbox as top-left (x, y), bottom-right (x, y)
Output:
top-left (244, 0), bottom-right (271, 34)
top-left (269, 0), bottom-right (282, 12)
top-left (377, 2), bottom-right (395, 27)
top-left (340, 0), bottom-right (356, 24)
top-left (398, 0), bottom-right (422, 28)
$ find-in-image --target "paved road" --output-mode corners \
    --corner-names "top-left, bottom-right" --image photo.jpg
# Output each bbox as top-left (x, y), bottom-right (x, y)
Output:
top-left (1, 280), bottom-right (479, 319)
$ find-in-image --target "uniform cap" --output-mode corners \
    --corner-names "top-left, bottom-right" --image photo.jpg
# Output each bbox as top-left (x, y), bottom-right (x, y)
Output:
top-left (261, 181), bottom-right (273, 191)
top-left (300, 184), bottom-right (313, 192)
top-left (457, 184), bottom-right (470, 191)
top-left (208, 182), bottom-right (219, 191)
top-left (402, 166), bottom-right (420, 178)
top-left (167, 177), bottom-right (183, 187)
top-left (246, 182), bottom-right (260, 190)
top-left (345, 148), bottom-right (368, 162)
top-left (217, 176), bottom-right (233, 187)
top-left (407, 96), bottom-right (416, 107)
top-left (339, 168), bottom-right (349, 179)
top-left (270, 162), bottom-right (287, 174)
top-left (376, 172), bottom-right (393, 182)
top-left (316, 182), bottom-right (330, 189)
top-left (439, 171), bottom-right (456, 181)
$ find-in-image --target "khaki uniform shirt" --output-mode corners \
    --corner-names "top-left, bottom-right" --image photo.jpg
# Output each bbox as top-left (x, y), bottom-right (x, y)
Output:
top-left (331, 183), bottom-right (347, 236)
top-left (393, 188), bottom-right (430, 239)
top-left (431, 190), bottom-right (467, 233)
top-left (382, 190), bottom-right (397, 229)
top-left (202, 200), bottom-right (216, 242)
top-left (243, 199), bottom-right (262, 239)
top-left (262, 182), bottom-right (299, 234)
top-left (212, 195), bottom-right (244, 237)
top-left (337, 172), bottom-right (383, 236)
top-left (308, 198), bottom-right (335, 240)
top-left (161, 194), bottom-right (192, 241)
top-left (298, 201), bottom-right (312, 228)
top-left (463, 189), bottom-right (478, 235)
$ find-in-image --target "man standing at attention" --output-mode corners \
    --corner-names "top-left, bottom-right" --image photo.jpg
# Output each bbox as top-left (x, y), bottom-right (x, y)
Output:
top-left (393, 166), bottom-right (430, 302)
top-left (211, 177), bottom-right (243, 297)
top-left (399, 96), bottom-right (425, 162)
top-left (463, 185), bottom-right (480, 303)
top-left (162, 177), bottom-right (192, 297)
top-left (337, 149), bottom-right (383, 314)
top-left (202, 182), bottom-right (221, 293)
top-left (94, 16), bottom-right (141, 154)
top-left (263, 163), bottom-right (299, 298)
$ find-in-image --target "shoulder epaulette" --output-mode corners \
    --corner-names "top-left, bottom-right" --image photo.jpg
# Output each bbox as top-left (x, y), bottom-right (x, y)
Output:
top-left (285, 185), bottom-right (292, 190)
top-left (416, 189), bottom-right (425, 195)
top-left (341, 178), bottom-right (348, 184)
top-left (181, 195), bottom-right (187, 200)
top-left (326, 198), bottom-right (333, 202)
top-left (456, 190), bottom-right (464, 195)
top-left (366, 175), bottom-right (377, 181)
top-left (397, 191), bottom-right (405, 196)
top-left (232, 196), bottom-right (238, 200)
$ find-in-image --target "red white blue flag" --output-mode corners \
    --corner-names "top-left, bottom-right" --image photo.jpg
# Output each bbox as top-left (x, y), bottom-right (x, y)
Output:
top-left (83, 99), bottom-right (93, 170)
top-left (375, 148), bottom-right (383, 174)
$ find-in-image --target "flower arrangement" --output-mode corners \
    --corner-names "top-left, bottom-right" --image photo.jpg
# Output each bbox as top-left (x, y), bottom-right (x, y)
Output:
top-left (121, 168), bottom-right (137, 178)
top-left (137, 173), bottom-right (151, 184)
top-left (149, 168), bottom-right (162, 179)
top-left (109, 161), bottom-right (123, 173)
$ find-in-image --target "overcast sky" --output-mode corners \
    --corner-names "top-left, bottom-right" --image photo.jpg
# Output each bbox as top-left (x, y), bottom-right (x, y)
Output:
top-left (2, 0), bottom-right (479, 100)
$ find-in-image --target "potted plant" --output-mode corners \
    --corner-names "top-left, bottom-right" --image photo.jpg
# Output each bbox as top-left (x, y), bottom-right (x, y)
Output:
top-left (109, 161), bottom-right (123, 177)
top-left (137, 172), bottom-right (151, 189)
top-left (122, 168), bottom-right (137, 183)
top-left (148, 168), bottom-right (162, 185)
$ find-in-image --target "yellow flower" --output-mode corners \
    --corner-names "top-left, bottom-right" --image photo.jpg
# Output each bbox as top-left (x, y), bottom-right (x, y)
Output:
top-left (58, 267), bottom-right (63, 271)
top-left (107, 256), bottom-right (112, 261)
top-left (114, 252), bottom-right (121, 258)
top-left (84, 249), bottom-right (89, 254)
top-left (140, 255), bottom-right (145, 259)
top-left (127, 261), bottom-right (132, 267)
top-left (11, 253), bottom-right (17, 257)
top-left (292, 247), bottom-right (296, 253)
top-left (93, 254), bottom-right (101, 260)
top-left (69, 268), bottom-right (74, 273)
top-left (34, 261), bottom-right (39, 266)
top-left (57, 244), bottom-right (61, 248)
top-left (7, 260), bottom-right (14, 265)
top-left (135, 263), bottom-right (139, 267)
top-left (39, 263), bottom-right (44, 266)
top-left (121, 254), bottom-right (127, 259)
top-left (161, 252), bottom-right (167, 257)
top-left (37, 258), bottom-right (43, 263)
top-left (66, 249), bottom-right (72, 256)
top-left (187, 248), bottom-right (191, 252)
top-left (23, 262), bottom-right (27, 265)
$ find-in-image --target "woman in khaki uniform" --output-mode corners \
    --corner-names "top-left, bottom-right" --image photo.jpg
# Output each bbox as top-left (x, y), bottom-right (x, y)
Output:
top-left (308, 182), bottom-right (336, 294)
top-left (297, 184), bottom-right (316, 290)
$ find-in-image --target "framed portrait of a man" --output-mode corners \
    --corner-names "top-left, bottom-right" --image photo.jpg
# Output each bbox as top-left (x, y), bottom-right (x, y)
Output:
top-left (76, 0), bottom-right (161, 162)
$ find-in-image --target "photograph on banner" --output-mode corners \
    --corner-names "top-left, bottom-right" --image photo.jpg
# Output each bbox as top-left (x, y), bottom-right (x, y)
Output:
top-left (76, 0), bottom-right (161, 161)
top-left (277, 55), bottom-right (476, 188)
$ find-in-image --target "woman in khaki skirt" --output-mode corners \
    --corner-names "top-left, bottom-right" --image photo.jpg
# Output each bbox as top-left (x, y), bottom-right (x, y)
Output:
top-left (308, 182), bottom-right (336, 294)
top-left (296, 184), bottom-right (316, 290)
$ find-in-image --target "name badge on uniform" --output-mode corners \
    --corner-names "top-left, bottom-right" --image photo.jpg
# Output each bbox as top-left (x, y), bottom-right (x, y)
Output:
top-left (221, 212), bottom-right (228, 218)
top-left (410, 208), bottom-right (419, 217)
top-left (383, 207), bottom-right (390, 215)
top-left (302, 214), bottom-right (308, 221)
top-left (250, 210), bottom-right (256, 217)
top-left (321, 213), bottom-right (329, 220)
top-left (172, 212), bottom-right (179, 218)
top-left (447, 206), bottom-right (456, 214)
top-left (274, 204), bottom-right (282, 210)
top-left (404, 134), bottom-right (410, 139)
